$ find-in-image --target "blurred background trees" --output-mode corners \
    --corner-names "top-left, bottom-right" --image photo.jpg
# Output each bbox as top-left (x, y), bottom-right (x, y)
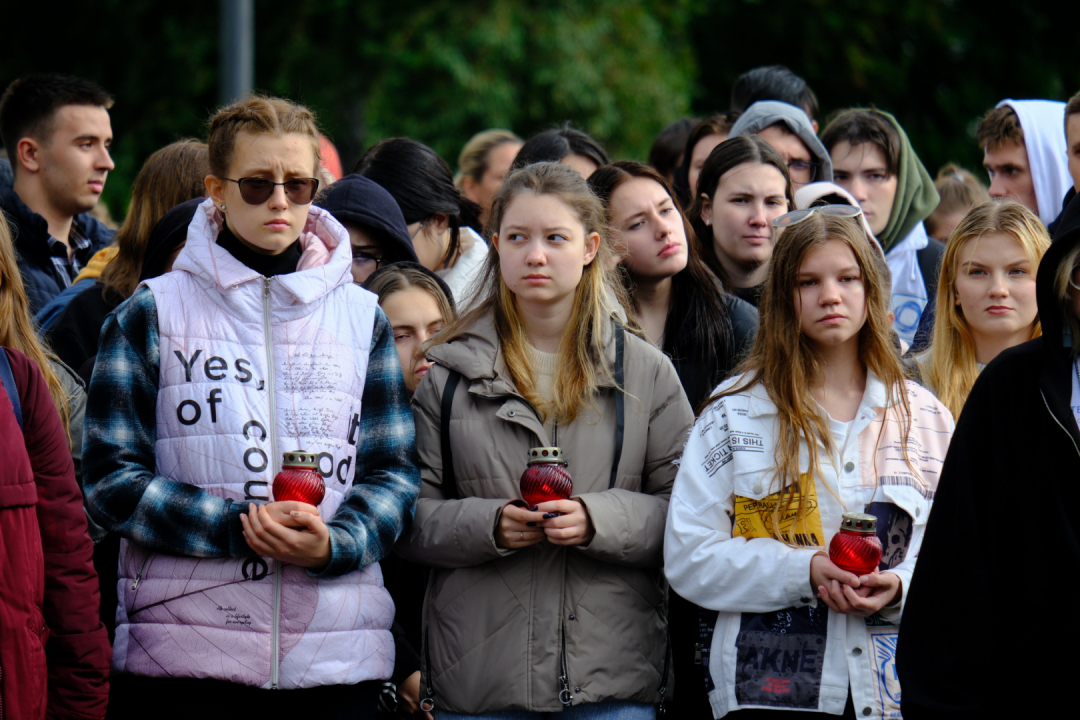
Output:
top-left (4, 0), bottom-right (1078, 218)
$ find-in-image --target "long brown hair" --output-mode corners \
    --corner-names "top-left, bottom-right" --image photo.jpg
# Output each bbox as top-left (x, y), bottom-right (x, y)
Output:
top-left (688, 135), bottom-right (793, 290)
top-left (919, 200), bottom-right (1049, 418)
top-left (588, 161), bottom-right (737, 406)
top-left (713, 213), bottom-right (910, 542)
top-left (432, 162), bottom-right (627, 424)
top-left (99, 140), bottom-right (209, 299)
top-left (0, 214), bottom-right (72, 440)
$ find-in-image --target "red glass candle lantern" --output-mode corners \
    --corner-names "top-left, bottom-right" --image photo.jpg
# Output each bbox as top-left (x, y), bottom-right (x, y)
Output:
top-left (519, 446), bottom-right (573, 508)
top-left (828, 512), bottom-right (882, 576)
top-left (272, 450), bottom-right (325, 506)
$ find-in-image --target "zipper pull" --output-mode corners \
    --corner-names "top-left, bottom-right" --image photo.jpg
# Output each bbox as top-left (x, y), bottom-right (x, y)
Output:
top-left (131, 571), bottom-right (143, 591)
top-left (694, 642), bottom-right (703, 665)
top-left (264, 277), bottom-right (271, 295)
top-left (558, 674), bottom-right (574, 707)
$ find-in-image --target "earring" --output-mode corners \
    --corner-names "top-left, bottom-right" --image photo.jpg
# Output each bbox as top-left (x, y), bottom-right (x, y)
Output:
top-left (704, 218), bottom-right (712, 226)
top-left (220, 204), bottom-right (226, 211)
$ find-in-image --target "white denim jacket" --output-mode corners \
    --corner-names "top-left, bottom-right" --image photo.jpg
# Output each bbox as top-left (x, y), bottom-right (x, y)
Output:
top-left (664, 372), bottom-right (953, 718)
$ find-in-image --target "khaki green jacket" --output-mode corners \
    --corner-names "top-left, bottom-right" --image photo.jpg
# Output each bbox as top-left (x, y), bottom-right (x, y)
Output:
top-left (398, 313), bottom-right (693, 713)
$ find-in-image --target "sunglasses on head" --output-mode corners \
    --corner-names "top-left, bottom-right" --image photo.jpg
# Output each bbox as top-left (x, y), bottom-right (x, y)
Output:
top-left (772, 204), bottom-right (863, 229)
top-left (226, 177), bottom-right (320, 206)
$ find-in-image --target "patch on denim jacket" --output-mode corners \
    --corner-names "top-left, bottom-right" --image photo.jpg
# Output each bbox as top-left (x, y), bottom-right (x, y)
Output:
top-left (734, 605), bottom-right (827, 709)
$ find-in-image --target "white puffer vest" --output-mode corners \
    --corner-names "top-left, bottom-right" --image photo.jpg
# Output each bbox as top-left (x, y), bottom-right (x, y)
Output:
top-left (112, 198), bottom-right (394, 689)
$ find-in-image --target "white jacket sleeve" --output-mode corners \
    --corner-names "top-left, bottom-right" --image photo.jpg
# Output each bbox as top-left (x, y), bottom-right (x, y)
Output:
top-left (664, 396), bottom-right (819, 613)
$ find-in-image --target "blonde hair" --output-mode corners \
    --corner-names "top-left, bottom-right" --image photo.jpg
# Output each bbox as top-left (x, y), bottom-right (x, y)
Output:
top-left (100, 140), bottom-right (209, 299)
top-left (713, 213), bottom-right (909, 543)
top-left (922, 200), bottom-right (1050, 417)
top-left (454, 129), bottom-right (521, 189)
top-left (0, 214), bottom-right (73, 442)
top-left (207, 95), bottom-right (321, 179)
top-left (433, 162), bottom-right (626, 424)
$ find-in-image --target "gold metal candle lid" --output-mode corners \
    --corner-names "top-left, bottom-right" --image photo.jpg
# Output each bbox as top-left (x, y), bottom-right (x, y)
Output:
top-left (840, 512), bottom-right (877, 533)
top-left (528, 447), bottom-right (568, 465)
top-left (282, 450), bottom-right (318, 469)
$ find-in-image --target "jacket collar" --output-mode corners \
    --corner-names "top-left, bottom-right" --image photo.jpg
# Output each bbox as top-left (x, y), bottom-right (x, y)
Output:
top-left (172, 197), bottom-right (353, 305)
top-left (426, 309), bottom-right (626, 400)
top-left (744, 370), bottom-right (890, 420)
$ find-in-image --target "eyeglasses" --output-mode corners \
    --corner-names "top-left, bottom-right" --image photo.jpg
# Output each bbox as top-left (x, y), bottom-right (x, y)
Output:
top-left (772, 204), bottom-right (863, 229)
top-left (409, 220), bottom-right (428, 240)
top-left (226, 177), bottom-right (320, 206)
top-left (787, 160), bottom-right (819, 185)
top-left (352, 248), bottom-right (384, 271)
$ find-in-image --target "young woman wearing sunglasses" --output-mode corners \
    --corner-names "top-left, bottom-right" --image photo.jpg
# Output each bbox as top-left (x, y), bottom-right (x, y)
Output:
top-left (664, 207), bottom-right (953, 719)
top-left (83, 96), bottom-right (419, 719)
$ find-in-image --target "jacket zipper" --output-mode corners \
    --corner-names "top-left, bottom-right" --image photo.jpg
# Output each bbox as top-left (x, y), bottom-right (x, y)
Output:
top-left (131, 551), bottom-right (153, 590)
top-left (558, 622), bottom-right (574, 707)
top-left (420, 626), bottom-right (435, 712)
top-left (263, 277), bottom-right (282, 690)
top-left (657, 630), bottom-right (672, 716)
top-left (1042, 390), bottom-right (1080, 459)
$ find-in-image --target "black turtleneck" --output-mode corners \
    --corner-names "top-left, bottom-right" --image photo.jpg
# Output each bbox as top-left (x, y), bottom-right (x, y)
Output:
top-left (732, 283), bottom-right (764, 308)
top-left (216, 222), bottom-right (301, 277)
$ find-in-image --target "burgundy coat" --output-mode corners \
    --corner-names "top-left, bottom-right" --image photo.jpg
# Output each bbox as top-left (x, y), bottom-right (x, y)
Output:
top-left (0, 347), bottom-right (110, 719)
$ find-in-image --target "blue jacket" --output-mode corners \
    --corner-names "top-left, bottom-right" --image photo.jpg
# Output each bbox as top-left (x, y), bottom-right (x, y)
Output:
top-left (0, 184), bottom-right (113, 315)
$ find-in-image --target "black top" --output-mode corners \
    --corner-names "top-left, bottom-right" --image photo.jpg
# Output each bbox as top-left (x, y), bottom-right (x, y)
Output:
top-left (664, 291), bottom-right (758, 412)
top-left (731, 283), bottom-right (764, 307)
top-left (45, 282), bottom-right (124, 374)
top-left (216, 223), bottom-right (301, 277)
top-left (895, 188), bottom-right (1080, 718)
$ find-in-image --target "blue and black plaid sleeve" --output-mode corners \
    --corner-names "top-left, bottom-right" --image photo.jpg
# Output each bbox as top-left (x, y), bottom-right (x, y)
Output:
top-left (316, 307), bottom-right (421, 576)
top-left (82, 287), bottom-right (249, 557)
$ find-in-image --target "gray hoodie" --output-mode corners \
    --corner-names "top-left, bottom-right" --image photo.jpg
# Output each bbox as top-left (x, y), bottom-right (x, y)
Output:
top-left (730, 100), bottom-right (833, 182)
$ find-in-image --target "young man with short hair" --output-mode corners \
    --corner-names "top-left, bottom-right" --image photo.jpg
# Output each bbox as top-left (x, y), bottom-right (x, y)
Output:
top-left (1049, 92), bottom-right (1080, 236)
top-left (977, 99), bottom-right (1071, 228)
top-left (730, 65), bottom-right (820, 131)
top-left (0, 74), bottom-right (116, 314)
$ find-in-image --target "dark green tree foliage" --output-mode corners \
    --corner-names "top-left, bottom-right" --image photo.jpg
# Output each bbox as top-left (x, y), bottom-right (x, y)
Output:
top-left (3, 1), bottom-right (1079, 220)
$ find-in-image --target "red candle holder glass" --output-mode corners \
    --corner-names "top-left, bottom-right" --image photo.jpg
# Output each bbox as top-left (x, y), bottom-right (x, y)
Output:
top-left (272, 450), bottom-right (326, 507)
top-left (828, 512), bottom-right (882, 576)
top-left (519, 446), bottom-right (573, 508)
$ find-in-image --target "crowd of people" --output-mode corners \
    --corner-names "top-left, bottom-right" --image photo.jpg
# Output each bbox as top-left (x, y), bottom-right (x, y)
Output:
top-left (1, 65), bottom-right (1077, 719)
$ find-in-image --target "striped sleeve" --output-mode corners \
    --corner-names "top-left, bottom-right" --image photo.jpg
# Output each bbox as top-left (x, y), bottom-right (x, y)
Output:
top-left (82, 287), bottom-right (249, 557)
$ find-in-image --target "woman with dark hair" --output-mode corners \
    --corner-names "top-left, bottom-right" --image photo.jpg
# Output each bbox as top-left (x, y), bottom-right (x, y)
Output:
top-left (510, 125), bottom-right (611, 178)
top-left (590, 161), bottom-right (756, 720)
top-left (44, 140), bottom-right (209, 372)
top-left (589, 161), bottom-right (757, 410)
top-left (673, 112), bottom-right (741, 206)
top-left (356, 138), bottom-right (485, 303)
top-left (688, 135), bottom-right (793, 306)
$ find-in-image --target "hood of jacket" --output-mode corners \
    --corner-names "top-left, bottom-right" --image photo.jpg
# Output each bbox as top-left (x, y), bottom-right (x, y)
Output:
top-left (173, 197), bottom-right (354, 308)
top-left (876, 110), bottom-right (939, 254)
top-left (998, 99), bottom-right (1072, 226)
top-left (730, 100), bottom-right (833, 182)
top-left (319, 173), bottom-right (418, 264)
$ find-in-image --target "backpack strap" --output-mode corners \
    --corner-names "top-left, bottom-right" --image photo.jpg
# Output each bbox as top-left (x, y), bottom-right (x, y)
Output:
top-left (440, 369), bottom-right (463, 499)
top-left (609, 320), bottom-right (625, 489)
top-left (917, 237), bottom-right (946, 300)
top-left (0, 348), bottom-right (23, 433)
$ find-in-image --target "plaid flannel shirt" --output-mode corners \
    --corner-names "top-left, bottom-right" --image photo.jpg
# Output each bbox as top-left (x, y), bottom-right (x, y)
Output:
top-left (83, 286), bottom-right (420, 576)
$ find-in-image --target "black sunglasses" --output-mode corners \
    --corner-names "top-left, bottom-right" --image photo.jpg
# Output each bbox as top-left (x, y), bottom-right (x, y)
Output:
top-left (226, 177), bottom-right (320, 206)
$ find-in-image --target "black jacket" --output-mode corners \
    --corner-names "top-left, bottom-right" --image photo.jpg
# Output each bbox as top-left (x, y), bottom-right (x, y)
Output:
top-left (664, 285), bottom-right (758, 412)
top-left (0, 185), bottom-right (113, 315)
top-left (896, 189), bottom-right (1080, 717)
